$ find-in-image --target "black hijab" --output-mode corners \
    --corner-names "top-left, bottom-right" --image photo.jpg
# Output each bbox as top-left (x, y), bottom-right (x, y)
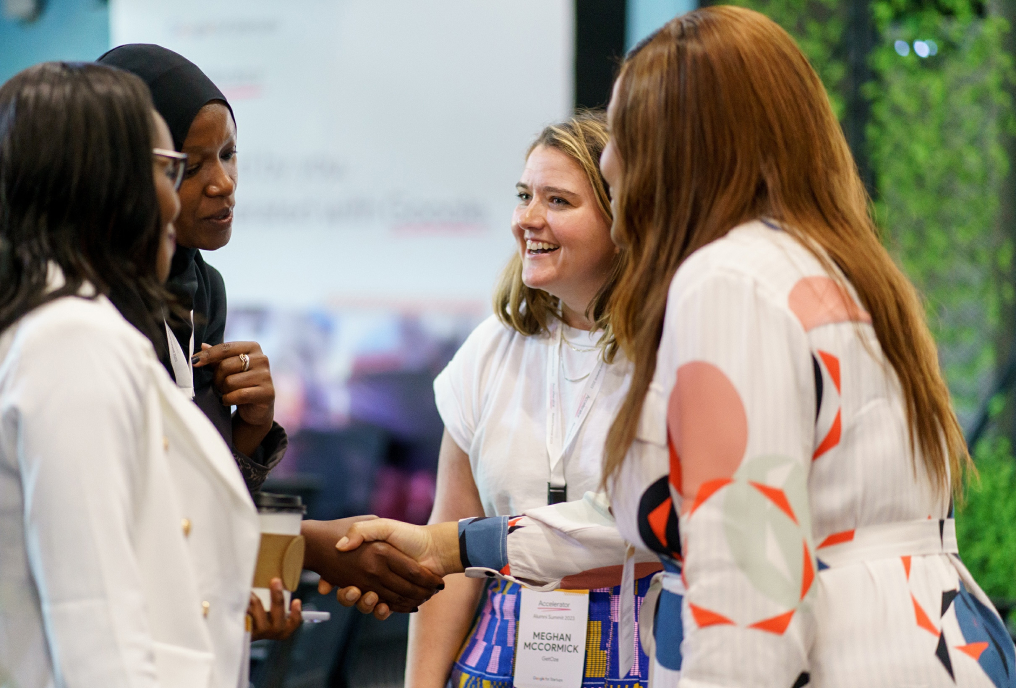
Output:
top-left (98, 44), bottom-right (233, 151)
top-left (98, 44), bottom-right (235, 441)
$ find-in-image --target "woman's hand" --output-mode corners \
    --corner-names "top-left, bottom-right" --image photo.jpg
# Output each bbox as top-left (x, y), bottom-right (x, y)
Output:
top-left (317, 578), bottom-right (393, 620)
top-left (249, 578), bottom-right (302, 641)
top-left (191, 341), bottom-right (275, 456)
top-left (337, 519), bottom-right (463, 578)
top-left (302, 518), bottom-right (445, 617)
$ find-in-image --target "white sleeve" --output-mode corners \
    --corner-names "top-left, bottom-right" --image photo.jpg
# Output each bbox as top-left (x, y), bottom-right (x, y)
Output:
top-left (463, 492), bottom-right (658, 590)
top-left (433, 316), bottom-right (503, 453)
top-left (666, 269), bottom-right (816, 688)
top-left (10, 316), bottom-right (160, 688)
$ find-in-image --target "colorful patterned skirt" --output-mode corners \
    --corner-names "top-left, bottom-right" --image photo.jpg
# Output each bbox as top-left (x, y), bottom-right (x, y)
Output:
top-left (447, 575), bottom-right (655, 688)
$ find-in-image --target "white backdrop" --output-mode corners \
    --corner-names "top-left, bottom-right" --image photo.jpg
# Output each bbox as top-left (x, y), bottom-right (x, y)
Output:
top-left (110, 0), bottom-right (574, 311)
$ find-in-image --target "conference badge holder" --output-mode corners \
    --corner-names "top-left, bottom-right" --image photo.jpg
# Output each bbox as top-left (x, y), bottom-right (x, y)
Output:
top-left (514, 588), bottom-right (590, 688)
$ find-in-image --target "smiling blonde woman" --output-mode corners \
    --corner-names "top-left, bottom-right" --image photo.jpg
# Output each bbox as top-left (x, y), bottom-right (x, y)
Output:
top-left (379, 112), bottom-right (662, 688)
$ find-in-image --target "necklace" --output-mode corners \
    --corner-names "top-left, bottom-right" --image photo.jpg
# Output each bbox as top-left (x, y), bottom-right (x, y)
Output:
top-left (561, 333), bottom-right (599, 353)
top-left (562, 367), bottom-right (591, 383)
top-left (560, 339), bottom-right (598, 383)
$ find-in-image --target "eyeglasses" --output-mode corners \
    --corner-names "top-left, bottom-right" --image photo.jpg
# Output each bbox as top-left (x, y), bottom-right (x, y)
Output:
top-left (153, 148), bottom-right (189, 191)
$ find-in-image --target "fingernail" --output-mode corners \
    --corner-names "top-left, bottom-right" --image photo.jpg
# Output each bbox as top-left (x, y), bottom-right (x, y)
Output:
top-left (191, 354), bottom-right (200, 363)
top-left (437, 584), bottom-right (445, 591)
top-left (336, 537), bottom-right (349, 550)
top-left (345, 589), bottom-right (358, 601)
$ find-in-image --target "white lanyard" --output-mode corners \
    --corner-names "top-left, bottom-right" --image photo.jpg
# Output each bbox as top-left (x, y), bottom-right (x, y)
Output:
top-left (545, 321), bottom-right (607, 499)
top-left (165, 311), bottom-right (195, 400)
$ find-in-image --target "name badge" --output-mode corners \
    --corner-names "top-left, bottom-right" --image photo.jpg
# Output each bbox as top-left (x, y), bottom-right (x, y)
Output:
top-left (514, 588), bottom-right (589, 688)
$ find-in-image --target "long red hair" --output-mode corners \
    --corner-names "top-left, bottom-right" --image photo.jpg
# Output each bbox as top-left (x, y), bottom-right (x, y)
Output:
top-left (603, 6), bottom-right (969, 498)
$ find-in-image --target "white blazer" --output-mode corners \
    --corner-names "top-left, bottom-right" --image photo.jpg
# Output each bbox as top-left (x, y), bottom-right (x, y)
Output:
top-left (0, 289), bottom-right (260, 688)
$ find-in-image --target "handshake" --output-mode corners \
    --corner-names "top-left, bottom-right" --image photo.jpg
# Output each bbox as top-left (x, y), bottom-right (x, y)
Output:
top-left (301, 516), bottom-right (464, 620)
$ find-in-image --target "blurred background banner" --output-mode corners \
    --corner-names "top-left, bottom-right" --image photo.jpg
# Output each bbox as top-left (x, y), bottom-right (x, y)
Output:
top-left (105, 1), bottom-right (581, 533)
top-left (110, 0), bottom-right (573, 311)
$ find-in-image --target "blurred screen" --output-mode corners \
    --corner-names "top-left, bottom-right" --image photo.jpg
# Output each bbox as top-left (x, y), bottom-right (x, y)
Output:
top-left (111, 0), bottom-right (574, 310)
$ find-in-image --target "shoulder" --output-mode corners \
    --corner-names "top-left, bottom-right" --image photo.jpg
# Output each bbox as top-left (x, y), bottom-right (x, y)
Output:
top-left (436, 314), bottom-right (540, 408)
top-left (2, 295), bottom-right (155, 395)
top-left (454, 314), bottom-right (534, 368)
top-left (472, 313), bottom-right (525, 347)
top-left (14, 295), bottom-right (152, 357)
top-left (670, 220), bottom-right (825, 311)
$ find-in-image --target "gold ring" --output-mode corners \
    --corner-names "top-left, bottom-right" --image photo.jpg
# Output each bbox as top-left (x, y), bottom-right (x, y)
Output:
top-left (238, 353), bottom-right (250, 372)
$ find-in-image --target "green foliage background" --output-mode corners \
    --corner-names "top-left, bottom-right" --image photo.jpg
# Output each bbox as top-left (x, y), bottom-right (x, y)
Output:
top-left (725, 0), bottom-right (1016, 609)
top-left (959, 438), bottom-right (1016, 604)
top-left (869, 1), bottom-right (1012, 420)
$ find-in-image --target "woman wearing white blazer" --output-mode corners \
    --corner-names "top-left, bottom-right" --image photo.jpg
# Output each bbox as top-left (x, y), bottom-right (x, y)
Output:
top-left (0, 62), bottom-right (260, 688)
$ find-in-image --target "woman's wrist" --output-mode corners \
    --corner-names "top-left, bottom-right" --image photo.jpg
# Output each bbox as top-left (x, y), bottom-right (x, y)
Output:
top-left (427, 521), bottom-right (464, 576)
top-left (301, 517), bottom-right (375, 573)
top-left (300, 520), bottom-right (328, 573)
top-left (232, 414), bottom-right (273, 457)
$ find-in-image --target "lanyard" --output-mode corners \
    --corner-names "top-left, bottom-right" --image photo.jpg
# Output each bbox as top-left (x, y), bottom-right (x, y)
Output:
top-left (165, 310), bottom-right (195, 400)
top-left (545, 321), bottom-right (607, 504)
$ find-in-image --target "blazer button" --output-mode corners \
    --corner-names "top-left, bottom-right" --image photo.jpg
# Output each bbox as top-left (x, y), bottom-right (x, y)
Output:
top-left (163, 436), bottom-right (169, 451)
top-left (202, 601), bottom-right (210, 618)
top-left (181, 518), bottom-right (191, 537)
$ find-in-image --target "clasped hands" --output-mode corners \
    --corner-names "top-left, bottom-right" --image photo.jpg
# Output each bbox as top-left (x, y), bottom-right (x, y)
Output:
top-left (305, 516), bottom-right (464, 619)
top-left (192, 341), bottom-right (460, 631)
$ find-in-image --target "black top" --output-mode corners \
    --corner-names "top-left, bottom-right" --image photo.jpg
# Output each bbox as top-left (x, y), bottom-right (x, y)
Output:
top-left (167, 247), bottom-right (229, 437)
top-left (164, 248), bottom-right (287, 494)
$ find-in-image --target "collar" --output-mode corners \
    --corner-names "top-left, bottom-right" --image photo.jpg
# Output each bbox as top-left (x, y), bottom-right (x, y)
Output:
top-left (45, 261), bottom-right (95, 296)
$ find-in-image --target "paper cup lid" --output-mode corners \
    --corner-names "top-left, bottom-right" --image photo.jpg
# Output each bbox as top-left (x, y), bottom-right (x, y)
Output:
top-left (254, 492), bottom-right (306, 515)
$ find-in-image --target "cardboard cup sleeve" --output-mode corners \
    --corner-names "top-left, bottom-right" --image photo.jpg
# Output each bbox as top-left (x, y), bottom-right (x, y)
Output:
top-left (253, 533), bottom-right (306, 591)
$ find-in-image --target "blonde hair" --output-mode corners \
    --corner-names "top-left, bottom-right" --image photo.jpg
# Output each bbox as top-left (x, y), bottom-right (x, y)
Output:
top-left (493, 110), bottom-right (625, 360)
top-left (603, 6), bottom-right (969, 498)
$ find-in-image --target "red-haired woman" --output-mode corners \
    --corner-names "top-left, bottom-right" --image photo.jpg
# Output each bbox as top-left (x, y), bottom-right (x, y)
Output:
top-left (598, 6), bottom-right (1015, 687)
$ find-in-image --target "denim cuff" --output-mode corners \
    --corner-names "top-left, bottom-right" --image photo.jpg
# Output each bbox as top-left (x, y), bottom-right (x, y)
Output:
top-left (458, 516), bottom-right (509, 572)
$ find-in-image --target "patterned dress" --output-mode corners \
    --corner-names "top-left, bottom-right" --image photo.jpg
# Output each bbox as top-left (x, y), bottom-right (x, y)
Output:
top-left (448, 577), bottom-right (656, 688)
top-left (609, 220), bottom-right (1016, 687)
top-left (452, 493), bottom-right (662, 688)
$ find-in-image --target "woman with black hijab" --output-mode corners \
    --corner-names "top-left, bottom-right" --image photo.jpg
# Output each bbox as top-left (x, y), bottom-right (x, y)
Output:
top-left (99, 44), bottom-right (286, 492)
top-left (98, 44), bottom-right (446, 631)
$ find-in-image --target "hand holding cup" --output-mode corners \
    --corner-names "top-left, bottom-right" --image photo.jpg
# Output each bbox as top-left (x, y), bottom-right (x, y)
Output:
top-left (249, 577), bottom-right (302, 640)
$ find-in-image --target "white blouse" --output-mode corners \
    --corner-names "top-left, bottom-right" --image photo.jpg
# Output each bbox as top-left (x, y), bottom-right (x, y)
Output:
top-left (434, 314), bottom-right (632, 517)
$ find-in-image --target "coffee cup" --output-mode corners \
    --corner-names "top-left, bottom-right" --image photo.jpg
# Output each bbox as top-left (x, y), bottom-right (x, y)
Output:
top-left (252, 492), bottom-right (306, 612)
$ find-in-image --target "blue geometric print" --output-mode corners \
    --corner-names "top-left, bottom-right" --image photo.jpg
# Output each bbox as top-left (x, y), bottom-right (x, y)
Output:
top-left (654, 588), bottom-right (685, 671)
top-left (952, 581), bottom-right (1016, 687)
